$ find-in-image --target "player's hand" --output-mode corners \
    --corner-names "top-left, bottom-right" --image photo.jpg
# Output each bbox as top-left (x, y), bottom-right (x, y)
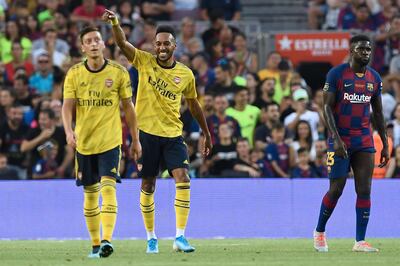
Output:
top-left (66, 130), bottom-right (77, 149)
top-left (333, 138), bottom-right (348, 158)
top-left (202, 135), bottom-right (213, 158)
top-left (102, 9), bottom-right (118, 25)
top-left (130, 139), bottom-right (142, 162)
top-left (379, 145), bottom-right (390, 168)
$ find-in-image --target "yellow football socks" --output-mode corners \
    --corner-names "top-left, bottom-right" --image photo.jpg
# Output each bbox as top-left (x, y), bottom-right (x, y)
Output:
top-left (83, 183), bottom-right (101, 246)
top-left (140, 189), bottom-right (155, 234)
top-left (100, 178), bottom-right (117, 242)
top-left (175, 182), bottom-right (190, 234)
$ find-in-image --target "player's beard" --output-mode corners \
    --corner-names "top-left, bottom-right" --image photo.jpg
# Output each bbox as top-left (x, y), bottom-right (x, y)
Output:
top-left (157, 50), bottom-right (173, 62)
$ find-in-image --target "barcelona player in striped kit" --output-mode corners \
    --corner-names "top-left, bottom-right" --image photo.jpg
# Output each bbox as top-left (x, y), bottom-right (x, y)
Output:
top-left (313, 35), bottom-right (389, 252)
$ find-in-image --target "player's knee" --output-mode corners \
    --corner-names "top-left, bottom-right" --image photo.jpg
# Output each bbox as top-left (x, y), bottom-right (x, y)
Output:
top-left (328, 187), bottom-right (344, 200)
top-left (141, 179), bottom-right (156, 193)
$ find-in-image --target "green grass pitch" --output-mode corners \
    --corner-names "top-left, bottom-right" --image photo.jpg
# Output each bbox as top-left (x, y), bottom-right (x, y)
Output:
top-left (0, 239), bottom-right (399, 266)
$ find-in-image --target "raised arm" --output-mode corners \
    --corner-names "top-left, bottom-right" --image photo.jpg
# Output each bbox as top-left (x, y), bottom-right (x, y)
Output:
top-left (102, 9), bottom-right (136, 62)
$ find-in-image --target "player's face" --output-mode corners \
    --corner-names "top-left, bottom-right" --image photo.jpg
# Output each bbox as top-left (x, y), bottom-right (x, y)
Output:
top-left (81, 31), bottom-right (105, 59)
top-left (352, 41), bottom-right (372, 65)
top-left (154, 33), bottom-right (176, 62)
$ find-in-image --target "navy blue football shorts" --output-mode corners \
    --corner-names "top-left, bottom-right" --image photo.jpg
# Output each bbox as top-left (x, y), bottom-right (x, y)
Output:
top-left (75, 145), bottom-right (121, 186)
top-left (137, 130), bottom-right (189, 178)
top-left (327, 140), bottom-right (375, 179)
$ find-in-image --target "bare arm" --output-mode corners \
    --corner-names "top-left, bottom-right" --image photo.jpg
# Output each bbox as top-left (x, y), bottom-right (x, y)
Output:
top-left (121, 98), bottom-right (142, 161)
top-left (371, 93), bottom-right (389, 167)
top-left (385, 158), bottom-right (395, 178)
top-left (103, 9), bottom-right (136, 62)
top-left (187, 98), bottom-right (213, 156)
top-left (323, 91), bottom-right (340, 140)
top-left (271, 161), bottom-right (288, 178)
top-left (61, 98), bottom-right (77, 149)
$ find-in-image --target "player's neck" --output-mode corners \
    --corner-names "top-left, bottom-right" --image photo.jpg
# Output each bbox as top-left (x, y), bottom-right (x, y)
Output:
top-left (86, 57), bottom-right (106, 71)
top-left (350, 61), bottom-right (366, 74)
top-left (157, 58), bottom-right (175, 68)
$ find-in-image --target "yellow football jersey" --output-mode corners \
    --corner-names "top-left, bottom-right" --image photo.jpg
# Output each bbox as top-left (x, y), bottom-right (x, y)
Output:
top-left (131, 49), bottom-right (197, 137)
top-left (63, 60), bottom-right (132, 155)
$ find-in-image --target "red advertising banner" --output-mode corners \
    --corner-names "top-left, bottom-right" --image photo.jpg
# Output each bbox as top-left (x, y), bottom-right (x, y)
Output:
top-left (275, 32), bottom-right (351, 67)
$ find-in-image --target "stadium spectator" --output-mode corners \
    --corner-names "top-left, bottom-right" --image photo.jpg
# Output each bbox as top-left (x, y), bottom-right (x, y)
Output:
top-left (273, 60), bottom-right (292, 104)
top-left (386, 145), bottom-right (400, 178)
top-left (253, 77), bottom-right (276, 109)
top-left (254, 102), bottom-right (280, 151)
top-left (290, 120), bottom-right (316, 162)
top-left (390, 103), bottom-right (400, 147)
top-left (28, 52), bottom-right (55, 95)
top-left (228, 32), bottom-right (258, 76)
top-left (135, 18), bottom-right (157, 52)
top-left (172, 0), bottom-right (199, 20)
top-left (219, 24), bottom-right (235, 57)
top-left (291, 147), bottom-right (319, 178)
top-left (207, 59), bottom-right (242, 102)
top-left (264, 123), bottom-right (294, 178)
top-left (26, 15), bottom-right (41, 41)
top-left (205, 38), bottom-right (224, 67)
top-left (117, 0), bottom-right (141, 26)
top-left (206, 123), bottom-right (238, 176)
top-left (226, 87), bottom-right (260, 147)
top-left (245, 72), bottom-right (260, 105)
top-left (4, 41), bottom-right (34, 84)
top-left (233, 138), bottom-right (262, 177)
top-left (257, 51), bottom-right (281, 81)
top-left (284, 88), bottom-right (320, 141)
top-left (313, 139), bottom-right (328, 178)
top-left (0, 104), bottom-right (29, 179)
top-left (207, 94), bottom-right (241, 145)
top-left (32, 28), bottom-right (69, 68)
top-left (175, 17), bottom-right (203, 59)
top-left (380, 75), bottom-right (397, 121)
top-left (71, 0), bottom-right (106, 25)
top-left (0, 153), bottom-right (19, 180)
top-left (32, 140), bottom-right (59, 179)
top-left (21, 108), bottom-right (73, 178)
top-left (14, 75), bottom-right (36, 109)
top-left (140, 0), bottom-right (175, 21)
top-left (201, 9), bottom-right (225, 48)
top-left (191, 52), bottom-right (215, 94)
top-left (0, 19), bottom-right (32, 63)
top-left (0, 88), bottom-right (16, 125)
top-left (200, 0), bottom-right (241, 21)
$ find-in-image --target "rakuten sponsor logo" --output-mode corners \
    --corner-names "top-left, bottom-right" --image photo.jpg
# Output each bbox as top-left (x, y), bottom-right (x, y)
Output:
top-left (343, 93), bottom-right (371, 104)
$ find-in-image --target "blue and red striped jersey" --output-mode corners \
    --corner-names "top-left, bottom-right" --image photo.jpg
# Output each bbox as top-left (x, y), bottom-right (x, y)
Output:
top-left (323, 63), bottom-right (382, 150)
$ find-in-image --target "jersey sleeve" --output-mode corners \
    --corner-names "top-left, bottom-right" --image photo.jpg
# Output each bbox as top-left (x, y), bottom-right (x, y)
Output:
top-left (323, 67), bottom-right (339, 93)
top-left (130, 48), bottom-right (152, 69)
top-left (119, 68), bottom-right (133, 99)
top-left (183, 71), bottom-right (197, 99)
top-left (374, 74), bottom-right (383, 98)
top-left (63, 68), bottom-right (76, 99)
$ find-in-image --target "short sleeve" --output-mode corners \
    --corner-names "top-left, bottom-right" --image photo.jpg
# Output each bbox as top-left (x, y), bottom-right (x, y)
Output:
top-left (63, 69), bottom-right (76, 99)
top-left (323, 68), bottom-right (338, 93)
top-left (183, 71), bottom-right (197, 99)
top-left (374, 74), bottom-right (383, 98)
top-left (119, 69), bottom-right (133, 99)
top-left (130, 49), bottom-right (152, 69)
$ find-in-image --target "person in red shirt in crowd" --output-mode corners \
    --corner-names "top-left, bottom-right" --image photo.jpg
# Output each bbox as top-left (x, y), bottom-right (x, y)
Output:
top-left (71, 0), bottom-right (106, 24)
top-left (4, 41), bottom-right (34, 84)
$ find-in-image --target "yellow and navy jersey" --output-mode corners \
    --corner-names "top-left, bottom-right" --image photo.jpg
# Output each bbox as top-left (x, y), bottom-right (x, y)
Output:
top-left (131, 49), bottom-right (197, 137)
top-left (63, 59), bottom-right (132, 155)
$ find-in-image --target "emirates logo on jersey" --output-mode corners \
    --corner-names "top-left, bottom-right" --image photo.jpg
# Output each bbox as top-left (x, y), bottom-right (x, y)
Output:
top-left (105, 79), bottom-right (113, 88)
top-left (174, 76), bottom-right (181, 84)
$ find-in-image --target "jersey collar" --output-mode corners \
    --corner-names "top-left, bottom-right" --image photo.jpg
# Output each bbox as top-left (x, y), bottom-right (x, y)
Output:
top-left (156, 58), bottom-right (176, 69)
top-left (84, 59), bottom-right (108, 73)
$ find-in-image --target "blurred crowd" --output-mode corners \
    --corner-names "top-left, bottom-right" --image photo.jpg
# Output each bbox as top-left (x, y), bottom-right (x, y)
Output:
top-left (0, 0), bottom-right (399, 180)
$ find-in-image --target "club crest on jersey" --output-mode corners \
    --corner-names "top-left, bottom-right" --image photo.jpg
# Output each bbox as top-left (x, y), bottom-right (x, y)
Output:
top-left (105, 78), bottom-right (113, 88)
top-left (323, 83), bottom-right (329, 91)
top-left (367, 83), bottom-right (374, 91)
top-left (174, 76), bottom-right (181, 84)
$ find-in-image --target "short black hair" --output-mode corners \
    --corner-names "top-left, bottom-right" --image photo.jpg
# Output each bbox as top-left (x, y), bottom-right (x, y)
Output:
top-left (80, 26), bottom-right (101, 43)
top-left (155, 25), bottom-right (176, 39)
top-left (350, 34), bottom-right (371, 45)
top-left (15, 74), bottom-right (28, 85)
top-left (272, 122), bottom-right (285, 131)
top-left (297, 147), bottom-right (309, 155)
top-left (40, 108), bottom-right (55, 120)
